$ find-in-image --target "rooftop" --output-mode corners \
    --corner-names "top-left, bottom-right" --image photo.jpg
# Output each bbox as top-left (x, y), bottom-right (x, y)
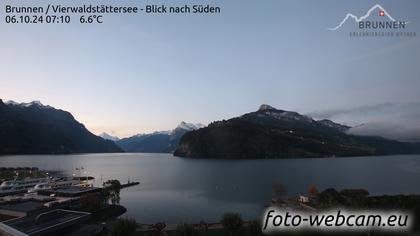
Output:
top-left (0, 209), bottom-right (90, 236)
top-left (38, 186), bottom-right (101, 197)
top-left (0, 200), bottom-right (45, 213)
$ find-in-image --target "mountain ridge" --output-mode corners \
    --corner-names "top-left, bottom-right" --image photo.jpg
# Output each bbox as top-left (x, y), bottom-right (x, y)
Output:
top-left (99, 132), bottom-right (120, 141)
top-left (116, 121), bottom-right (205, 153)
top-left (0, 99), bottom-right (122, 154)
top-left (174, 105), bottom-right (420, 159)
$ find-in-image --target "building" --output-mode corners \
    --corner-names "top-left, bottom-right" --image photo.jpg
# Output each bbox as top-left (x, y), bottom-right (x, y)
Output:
top-left (298, 194), bottom-right (310, 203)
top-left (0, 200), bottom-right (46, 218)
top-left (38, 186), bottom-right (101, 198)
top-left (0, 185), bottom-right (100, 235)
top-left (0, 209), bottom-right (90, 236)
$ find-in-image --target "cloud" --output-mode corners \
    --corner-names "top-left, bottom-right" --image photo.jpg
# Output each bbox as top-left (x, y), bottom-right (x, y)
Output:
top-left (309, 102), bottom-right (393, 119)
top-left (347, 121), bottom-right (420, 142)
top-left (350, 38), bottom-right (419, 61)
top-left (309, 102), bottom-right (420, 142)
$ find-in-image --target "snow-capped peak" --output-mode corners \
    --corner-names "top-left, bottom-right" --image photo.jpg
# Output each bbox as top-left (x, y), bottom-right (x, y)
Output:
top-left (133, 130), bottom-right (171, 138)
top-left (26, 101), bottom-right (43, 107)
top-left (99, 132), bottom-right (120, 141)
top-left (176, 121), bottom-right (205, 131)
top-left (318, 119), bottom-right (350, 132)
top-left (125, 122), bottom-right (205, 139)
top-left (153, 130), bottom-right (171, 135)
top-left (255, 105), bottom-right (314, 123)
top-left (4, 100), bottom-right (19, 106)
top-left (5, 100), bottom-right (52, 109)
top-left (258, 104), bottom-right (276, 111)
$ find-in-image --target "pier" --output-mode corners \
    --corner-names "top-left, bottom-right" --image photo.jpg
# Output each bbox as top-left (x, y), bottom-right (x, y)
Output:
top-left (121, 181), bottom-right (140, 189)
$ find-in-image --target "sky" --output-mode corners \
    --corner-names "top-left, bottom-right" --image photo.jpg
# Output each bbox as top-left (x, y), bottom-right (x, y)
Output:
top-left (1, 0), bottom-right (419, 140)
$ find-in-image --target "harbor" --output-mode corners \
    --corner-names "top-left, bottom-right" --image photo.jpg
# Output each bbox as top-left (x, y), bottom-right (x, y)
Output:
top-left (0, 167), bottom-right (137, 236)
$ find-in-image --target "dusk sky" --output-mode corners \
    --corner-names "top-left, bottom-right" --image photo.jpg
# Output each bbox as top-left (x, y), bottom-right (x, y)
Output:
top-left (1, 0), bottom-right (419, 139)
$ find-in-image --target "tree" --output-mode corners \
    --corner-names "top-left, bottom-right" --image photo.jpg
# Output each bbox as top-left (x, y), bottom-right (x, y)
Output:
top-left (221, 212), bottom-right (243, 234)
top-left (248, 220), bottom-right (262, 236)
top-left (339, 189), bottom-right (369, 198)
top-left (317, 188), bottom-right (345, 208)
top-left (149, 222), bottom-right (166, 236)
top-left (175, 223), bottom-right (198, 236)
top-left (198, 220), bottom-right (209, 236)
top-left (272, 182), bottom-right (287, 198)
top-left (103, 179), bottom-right (121, 205)
top-left (110, 218), bottom-right (137, 236)
top-left (79, 193), bottom-right (101, 213)
top-left (308, 185), bottom-right (319, 196)
top-left (340, 189), bottom-right (370, 208)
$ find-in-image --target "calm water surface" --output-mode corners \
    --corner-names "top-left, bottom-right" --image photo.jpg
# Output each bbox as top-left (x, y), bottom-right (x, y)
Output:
top-left (1, 153), bottom-right (420, 223)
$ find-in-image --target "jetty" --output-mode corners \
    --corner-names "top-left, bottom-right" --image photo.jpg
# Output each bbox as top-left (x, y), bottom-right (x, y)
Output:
top-left (121, 181), bottom-right (140, 189)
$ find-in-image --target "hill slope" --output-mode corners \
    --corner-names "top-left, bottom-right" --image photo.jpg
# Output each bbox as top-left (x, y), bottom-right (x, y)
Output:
top-left (116, 122), bottom-right (204, 153)
top-left (0, 99), bottom-right (122, 154)
top-left (174, 105), bottom-right (420, 159)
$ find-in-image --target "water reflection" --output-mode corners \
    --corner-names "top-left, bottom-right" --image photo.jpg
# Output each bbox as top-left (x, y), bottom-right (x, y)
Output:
top-left (1, 154), bottom-right (419, 223)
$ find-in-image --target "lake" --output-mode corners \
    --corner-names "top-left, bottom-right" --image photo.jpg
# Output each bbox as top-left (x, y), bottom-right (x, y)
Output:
top-left (1, 153), bottom-right (420, 223)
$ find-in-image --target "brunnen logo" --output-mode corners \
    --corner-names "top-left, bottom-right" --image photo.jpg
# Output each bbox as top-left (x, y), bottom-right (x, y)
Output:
top-left (328, 4), bottom-right (416, 37)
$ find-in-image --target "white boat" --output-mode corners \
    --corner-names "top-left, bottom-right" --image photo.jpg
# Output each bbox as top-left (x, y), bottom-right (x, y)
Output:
top-left (27, 182), bottom-right (52, 193)
top-left (0, 178), bottom-right (49, 196)
top-left (27, 177), bottom-right (81, 193)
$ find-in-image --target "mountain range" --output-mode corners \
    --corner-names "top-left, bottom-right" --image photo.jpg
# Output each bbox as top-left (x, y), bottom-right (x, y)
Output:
top-left (2, 99), bottom-right (419, 158)
top-left (116, 122), bottom-right (204, 153)
top-left (174, 104), bottom-right (420, 159)
top-left (99, 132), bottom-right (120, 142)
top-left (0, 99), bottom-right (122, 154)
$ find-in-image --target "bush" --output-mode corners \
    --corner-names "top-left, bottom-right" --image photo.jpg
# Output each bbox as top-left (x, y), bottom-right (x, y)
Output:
top-left (317, 188), bottom-right (345, 208)
top-left (103, 179), bottom-right (121, 205)
top-left (221, 212), bottom-right (243, 232)
top-left (110, 218), bottom-right (137, 236)
top-left (248, 220), bottom-right (262, 236)
top-left (79, 193), bottom-right (101, 213)
top-left (175, 223), bottom-right (198, 236)
top-left (308, 185), bottom-right (319, 196)
top-left (340, 189), bottom-right (369, 198)
top-left (104, 179), bottom-right (122, 189)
